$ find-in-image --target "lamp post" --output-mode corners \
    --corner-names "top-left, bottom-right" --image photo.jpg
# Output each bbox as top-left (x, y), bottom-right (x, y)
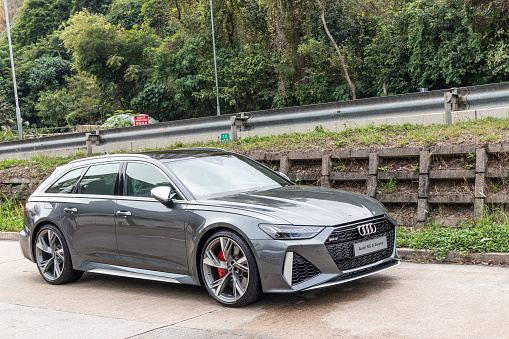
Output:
top-left (3, 0), bottom-right (22, 140)
top-left (209, 0), bottom-right (220, 116)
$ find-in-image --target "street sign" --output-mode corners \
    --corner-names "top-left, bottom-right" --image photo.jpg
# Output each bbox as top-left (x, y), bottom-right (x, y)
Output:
top-left (134, 115), bottom-right (149, 126)
top-left (221, 133), bottom-right (230, 143)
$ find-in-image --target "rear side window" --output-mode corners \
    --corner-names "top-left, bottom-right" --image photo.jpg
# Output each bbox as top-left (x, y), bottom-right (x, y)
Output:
top-left (124, 162), bottom-right (174, 198)
top-left (77, 163), bottom-right (120, 196)
top-left (46, 168), bottom-right (84, 194)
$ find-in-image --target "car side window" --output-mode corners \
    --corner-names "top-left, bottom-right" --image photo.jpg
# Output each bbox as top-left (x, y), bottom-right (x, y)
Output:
top-left (46, 168), bottom-right (84, 194)
top-left (125, 162), bottom-right (176, 198)
top-left (77, 163), bottom-right (120, 196)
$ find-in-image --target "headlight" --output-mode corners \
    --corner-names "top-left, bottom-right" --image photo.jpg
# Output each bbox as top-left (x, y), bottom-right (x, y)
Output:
top-left (259, 224), bottom-right (324, 240)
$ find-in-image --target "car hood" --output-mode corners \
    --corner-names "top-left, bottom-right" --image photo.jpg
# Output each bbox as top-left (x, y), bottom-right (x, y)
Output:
top-left (201, 185), bottom-right (385, 226)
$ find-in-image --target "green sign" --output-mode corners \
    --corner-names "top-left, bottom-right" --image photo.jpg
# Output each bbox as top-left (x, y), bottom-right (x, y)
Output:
top-left (221, 133), bottom-right (230, 143)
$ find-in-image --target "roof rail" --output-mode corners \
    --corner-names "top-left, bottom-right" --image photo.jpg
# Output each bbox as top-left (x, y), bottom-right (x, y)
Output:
top-left (69, 153), bottom-right (150, 164)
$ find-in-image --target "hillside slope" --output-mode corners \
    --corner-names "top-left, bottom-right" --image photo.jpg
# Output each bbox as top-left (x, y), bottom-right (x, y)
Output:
top-left (0, 0), bottom-right (24, 31)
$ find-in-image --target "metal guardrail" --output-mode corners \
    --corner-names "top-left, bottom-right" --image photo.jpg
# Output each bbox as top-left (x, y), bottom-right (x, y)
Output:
top-left (2, 82), bottom-right (509, 157)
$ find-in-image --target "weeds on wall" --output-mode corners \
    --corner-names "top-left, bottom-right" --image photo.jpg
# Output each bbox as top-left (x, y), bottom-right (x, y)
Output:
top-left (397, 206), bottom-right (509, 256)
top-left (0, 197), bottom-right (23, 232)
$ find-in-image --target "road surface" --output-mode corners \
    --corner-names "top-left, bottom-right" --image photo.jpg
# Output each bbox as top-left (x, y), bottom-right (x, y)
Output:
top-left (1, 240), bottom-right (508, 339)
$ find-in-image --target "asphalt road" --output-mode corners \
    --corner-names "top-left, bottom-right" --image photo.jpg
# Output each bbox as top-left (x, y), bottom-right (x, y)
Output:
top-left (1, 239), bottom-right (508, 339)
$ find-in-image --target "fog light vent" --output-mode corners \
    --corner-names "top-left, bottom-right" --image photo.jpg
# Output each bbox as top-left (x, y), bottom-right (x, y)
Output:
top-left (292, 253), bottom-right (320, 285)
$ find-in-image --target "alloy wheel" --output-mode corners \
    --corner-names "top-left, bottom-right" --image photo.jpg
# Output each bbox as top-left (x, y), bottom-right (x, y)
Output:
top-left (35, 229), bottom-right (65, 282)
top-left (202, 236), bottom-right (250, 303)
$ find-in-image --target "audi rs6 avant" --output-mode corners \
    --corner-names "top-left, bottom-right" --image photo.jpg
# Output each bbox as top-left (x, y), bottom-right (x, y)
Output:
top-left (20, 148), bottom-right (399, 307)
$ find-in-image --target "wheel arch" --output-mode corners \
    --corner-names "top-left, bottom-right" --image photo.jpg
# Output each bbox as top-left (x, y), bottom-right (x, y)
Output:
top-left (193, 223), bottom-right (262, 288)
top-left (31, 219), bottom-right (67, 263)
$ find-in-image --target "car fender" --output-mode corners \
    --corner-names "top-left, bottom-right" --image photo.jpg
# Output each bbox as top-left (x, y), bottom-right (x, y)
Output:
top-left (185, 209), bottom-right (271, 285)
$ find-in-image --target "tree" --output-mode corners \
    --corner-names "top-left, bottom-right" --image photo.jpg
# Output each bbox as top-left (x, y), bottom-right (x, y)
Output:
top-left (106, 0), bottom-right (146, 29)
top-left (27, 57), bottom-right (72, 92)
top-left (316, 0), bottom-right (356, 99)
top-left (35, 88), bottom-right (73, 126)
top-left (60, 10), bottom-right (160, 108)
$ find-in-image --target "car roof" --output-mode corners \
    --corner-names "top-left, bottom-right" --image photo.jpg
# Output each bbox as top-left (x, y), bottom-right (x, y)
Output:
top-left (141, 148), bottom-right (231, 161)
top-left (68, 148), bottom-right (229, 165)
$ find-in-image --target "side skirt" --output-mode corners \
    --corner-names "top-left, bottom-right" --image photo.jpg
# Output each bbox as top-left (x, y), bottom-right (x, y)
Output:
top-left (77, 262), bottom-right (199, 286)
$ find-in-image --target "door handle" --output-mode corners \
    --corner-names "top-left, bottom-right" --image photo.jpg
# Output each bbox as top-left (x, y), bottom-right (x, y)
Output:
top-left (63, 207), bottom-right (77, 213)
top-left (116, 211), bottom-right (132, 217)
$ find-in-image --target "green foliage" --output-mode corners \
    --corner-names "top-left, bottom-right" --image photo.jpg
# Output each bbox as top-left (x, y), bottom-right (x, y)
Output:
top-left (0, 129), bottom-right (17, 142)
top-left (402, 0), bottom-right (484, 88)
top-left (107, 0), bottom-right (147, 29)
top-left (0, 152), bottom-right (85, 171)
top-left (12, 0), bottom-right (75, 47)
top-left (333, 161), bottom-right (346, 171)
top-left (397, 208), bottom-right (509, 254)
top-left (0, 197), bottom-right (24, 232)
top-left (130, 82), bottom-right (167, 116)
top-left (5, 0), bottom-right (509, 129)
top-left (61, 10), bottom-right (160, 109)
top-left (141, 0), bottom-right (174, 37)
top-left (35, 88), bottom-right (74, 126)
top-left (378, 177), bottom-right (397, 193)
top-left (197, 46), bottom-right (277, 113)
top-left (64, 74), bottom-right (107, 125)
top-left (153, 36), bottom-right (209, 119)
top-left (27, 57), bottom-right (73, 92)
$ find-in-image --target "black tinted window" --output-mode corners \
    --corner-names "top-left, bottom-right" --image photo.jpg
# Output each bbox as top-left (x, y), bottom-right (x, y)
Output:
top-left (78, 163), bottom-right (119, 196)
top-left (46, 168), bottom-right (83, 194)
top-left (125, 163), bottom-right (173, 198)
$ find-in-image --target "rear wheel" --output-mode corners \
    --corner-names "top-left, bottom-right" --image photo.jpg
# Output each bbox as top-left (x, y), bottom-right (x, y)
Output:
top-left (201, 230), bottom-right (262, 307)
top-left (34, 224), bottom-right (83, 284)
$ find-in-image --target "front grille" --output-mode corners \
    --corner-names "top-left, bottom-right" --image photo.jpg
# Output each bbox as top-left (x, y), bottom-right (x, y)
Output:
top-left (325, 217), bottom-right (395, 271)
top-left (292, 253), bottom-right (320, 285)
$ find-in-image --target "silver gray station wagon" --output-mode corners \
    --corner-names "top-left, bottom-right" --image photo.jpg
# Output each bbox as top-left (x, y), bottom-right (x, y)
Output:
top-left (20, 148), bottom-right (399, 307)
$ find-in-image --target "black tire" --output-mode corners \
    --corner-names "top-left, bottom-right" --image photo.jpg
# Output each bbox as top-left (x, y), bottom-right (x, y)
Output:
top-left (200, 230), bottom-right (263, 307)
top-left (34, 224), bottom-right (83, 285)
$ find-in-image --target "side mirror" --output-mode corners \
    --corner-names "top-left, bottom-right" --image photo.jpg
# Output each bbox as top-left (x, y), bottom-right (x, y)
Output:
top-left (151, 186), bottom-right (177, 205)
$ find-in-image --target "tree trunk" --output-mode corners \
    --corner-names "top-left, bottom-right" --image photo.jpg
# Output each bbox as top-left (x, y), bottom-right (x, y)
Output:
top-left (317, 0), bottom-right (356, 100)
top-left (290, 0), bottom-right (308, 84)
top-left (228, 0), bottom-right (235, 46)
top-left (175, 0), bottom-right (181, 22)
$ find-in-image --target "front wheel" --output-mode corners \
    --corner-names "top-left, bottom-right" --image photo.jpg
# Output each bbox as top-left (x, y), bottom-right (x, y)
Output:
top-left (34, 224), bottom-right (83, 284)
top-left (201, 230), bottom-right (263, 307)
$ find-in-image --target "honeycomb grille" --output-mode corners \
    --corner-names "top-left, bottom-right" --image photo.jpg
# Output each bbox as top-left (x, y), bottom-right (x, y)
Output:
top-left (292, 253), bottom-right (320, 285)
top-left (325, 218), bottom-right (395, 271)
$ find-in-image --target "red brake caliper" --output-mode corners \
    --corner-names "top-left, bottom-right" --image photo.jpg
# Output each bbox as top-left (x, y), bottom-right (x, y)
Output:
top-left (217, 250), bottom-right (226, 278)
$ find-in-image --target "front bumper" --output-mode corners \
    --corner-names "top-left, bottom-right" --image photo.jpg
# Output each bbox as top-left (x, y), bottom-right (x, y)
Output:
top-left (253, 216), bottom-right (398, 293)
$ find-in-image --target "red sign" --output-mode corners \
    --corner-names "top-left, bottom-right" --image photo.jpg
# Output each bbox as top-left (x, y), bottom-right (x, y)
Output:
top-left (134, 115), bottom-right (149, 126)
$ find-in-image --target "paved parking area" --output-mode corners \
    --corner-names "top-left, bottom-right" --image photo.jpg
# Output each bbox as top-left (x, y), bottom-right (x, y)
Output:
top-left (1, 240), bottom-right (508, 339)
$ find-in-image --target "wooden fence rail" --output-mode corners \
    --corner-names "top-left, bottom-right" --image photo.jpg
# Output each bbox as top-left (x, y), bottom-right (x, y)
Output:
top-left (247, 143), bottom-right (509, 226)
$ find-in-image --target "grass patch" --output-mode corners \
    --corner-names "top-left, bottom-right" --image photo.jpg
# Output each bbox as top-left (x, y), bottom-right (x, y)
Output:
top-left (0, 197), bottom-right (24, 232)
top-left (0, 152), bottom-right (86, 171)
top-left (133, 116), bottom-right (509, 153)
top-left (378, 178), bottom-right (397, 193)
top-left (397, 208), bottom-right (509, 256)
top-left (0, 130), bottom-right (17, 142)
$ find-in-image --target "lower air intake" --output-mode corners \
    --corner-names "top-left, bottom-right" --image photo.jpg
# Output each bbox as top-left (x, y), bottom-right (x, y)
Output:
top-left (292, 253), bottom-right (320, 285)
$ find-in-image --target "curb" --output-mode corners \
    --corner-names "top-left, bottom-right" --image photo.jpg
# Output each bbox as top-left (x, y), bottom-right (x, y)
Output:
top-left (0, 232), bottom-right (19, 241)
top-left (397, 247), bottom-right (509, 265)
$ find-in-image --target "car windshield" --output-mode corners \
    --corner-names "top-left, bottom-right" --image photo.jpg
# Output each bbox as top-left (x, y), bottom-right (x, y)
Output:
top-left (163, 154), bottom-right (290, 199)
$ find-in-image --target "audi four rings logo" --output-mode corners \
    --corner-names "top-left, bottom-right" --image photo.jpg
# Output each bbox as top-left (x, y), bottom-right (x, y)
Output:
top-left (357, 223), bottom-right (377, 236)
